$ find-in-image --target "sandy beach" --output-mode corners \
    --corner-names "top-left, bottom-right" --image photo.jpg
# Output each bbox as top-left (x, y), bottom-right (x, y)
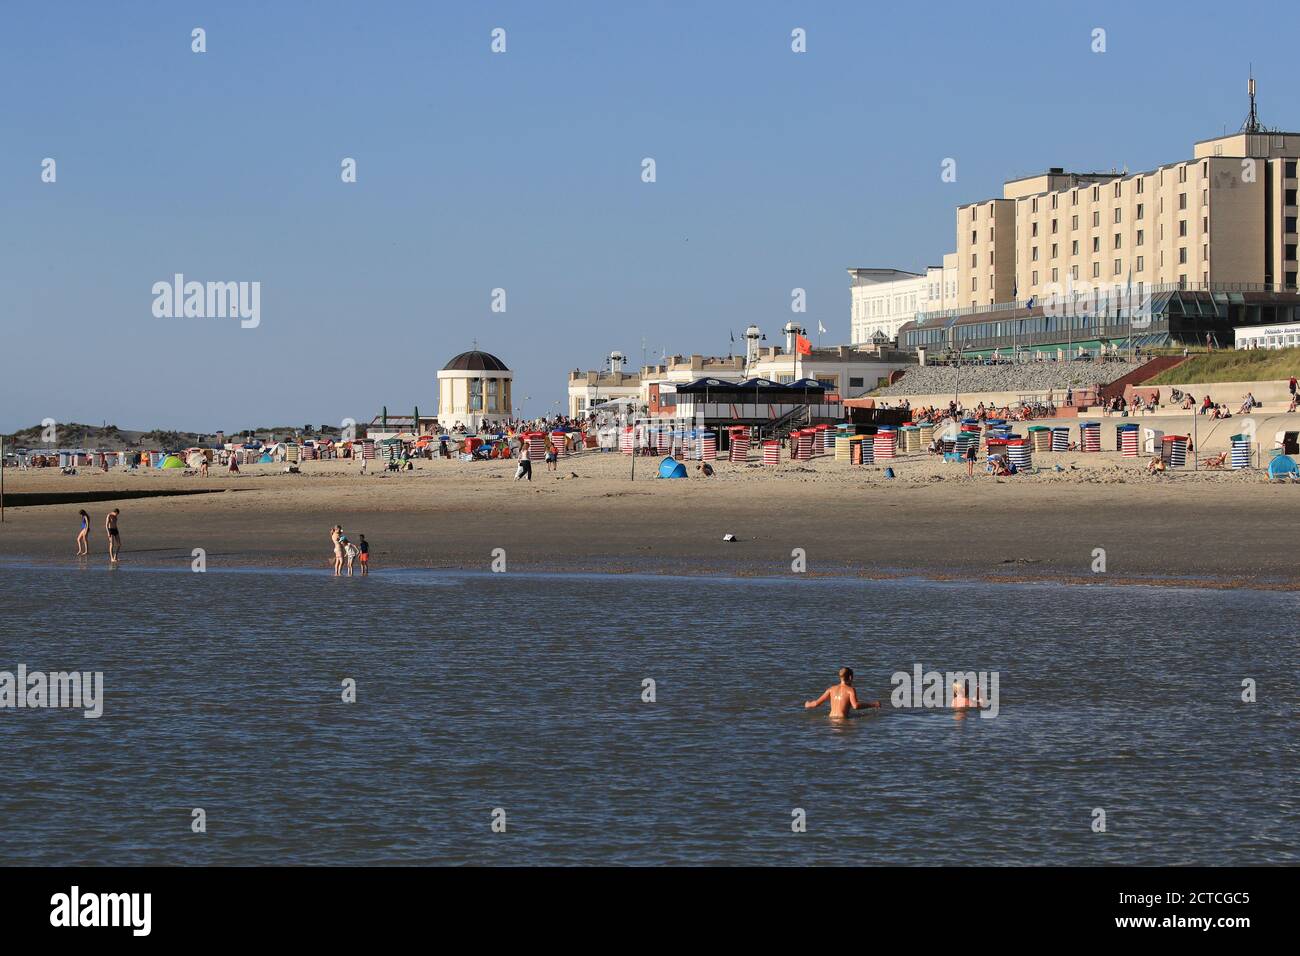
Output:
top-left (2, 449), bottom-right (1297, 587)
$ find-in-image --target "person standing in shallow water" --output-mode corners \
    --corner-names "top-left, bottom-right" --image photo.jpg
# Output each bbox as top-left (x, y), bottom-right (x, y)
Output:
top-left (105, 509), bottom-right (121, 563)
top-left (804, 667), bottom-right (881, 717)
top-left (76, 510), bottom-right (90, 555)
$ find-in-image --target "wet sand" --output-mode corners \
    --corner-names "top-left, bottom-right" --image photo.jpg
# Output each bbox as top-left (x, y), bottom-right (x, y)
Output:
top-left (1, 451), bottom-right (1297, 587)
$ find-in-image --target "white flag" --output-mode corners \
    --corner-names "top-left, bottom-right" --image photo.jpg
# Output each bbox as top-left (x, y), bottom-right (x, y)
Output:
top-left (817, 321), bottom-right (827, 335)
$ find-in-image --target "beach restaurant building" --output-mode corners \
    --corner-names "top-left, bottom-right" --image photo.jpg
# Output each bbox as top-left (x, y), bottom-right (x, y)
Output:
top-left (569, 340), bottom-right (911, 417)
top-left (437, 349), bottom-right (513, 432)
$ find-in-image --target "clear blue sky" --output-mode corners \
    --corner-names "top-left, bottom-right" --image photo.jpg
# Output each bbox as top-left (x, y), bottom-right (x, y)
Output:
top-left (3, 0), bottom-right (1295, 432)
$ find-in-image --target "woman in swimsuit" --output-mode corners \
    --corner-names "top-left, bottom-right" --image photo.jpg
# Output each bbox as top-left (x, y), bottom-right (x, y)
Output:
top-left (76, 510), bottom-right (90, 555)
top-left (804, 667), bottom-right (881, 718)
top-left (331, 525), bottom-right (344, 576)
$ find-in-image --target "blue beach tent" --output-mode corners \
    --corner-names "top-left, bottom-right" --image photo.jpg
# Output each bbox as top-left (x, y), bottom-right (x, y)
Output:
top-left (658, 456), bottom-right (688, 479)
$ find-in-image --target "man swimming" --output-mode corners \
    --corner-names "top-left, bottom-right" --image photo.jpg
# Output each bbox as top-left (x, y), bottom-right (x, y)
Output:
top-left (804, 667), bottom-right (881, 717)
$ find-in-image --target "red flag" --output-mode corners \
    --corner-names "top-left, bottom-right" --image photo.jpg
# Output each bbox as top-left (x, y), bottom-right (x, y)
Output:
top-left (795, 334), bottom-right (812, 355)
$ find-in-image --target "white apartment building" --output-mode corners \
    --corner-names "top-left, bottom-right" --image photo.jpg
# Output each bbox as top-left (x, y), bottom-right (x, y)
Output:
top-left (848, 258), bottom-right (959, 345)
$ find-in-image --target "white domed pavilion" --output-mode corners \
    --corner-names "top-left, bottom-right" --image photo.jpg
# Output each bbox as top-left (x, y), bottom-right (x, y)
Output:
top-left (436, 349), bottom-right (513, 431)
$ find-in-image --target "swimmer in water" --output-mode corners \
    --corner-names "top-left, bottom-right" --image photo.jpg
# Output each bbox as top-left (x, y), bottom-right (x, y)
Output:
top-left (804, 667), bottom-right (881, 717)
top-left (951, 680), bottom-right (971, 708)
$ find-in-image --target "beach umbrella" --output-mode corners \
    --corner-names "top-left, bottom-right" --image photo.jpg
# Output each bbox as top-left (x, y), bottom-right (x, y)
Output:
top-left (185, 451), bottom-right (206, 469)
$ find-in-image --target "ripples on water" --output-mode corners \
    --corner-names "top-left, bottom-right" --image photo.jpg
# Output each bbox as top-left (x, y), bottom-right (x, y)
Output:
top-left (0, 563), bottom-right (1296, 865)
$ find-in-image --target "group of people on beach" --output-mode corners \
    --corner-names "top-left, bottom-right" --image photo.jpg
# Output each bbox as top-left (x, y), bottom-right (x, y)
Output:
top-left (74, 508), bottom-right (121, 562)
top-left (329, 526), bottom-right (369, 576)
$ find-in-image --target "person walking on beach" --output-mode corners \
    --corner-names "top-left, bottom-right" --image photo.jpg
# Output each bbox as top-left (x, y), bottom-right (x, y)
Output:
top-left (804, 667), bottom-right (880, 717)
top-left (515, 450), bottom-right (532, 481)
top-left (965, 440), bottom-right (977, 478)
top-left (76, 509), bottom-right (90, 556)
top-left (331, 525), bottom-right (344, 576)
top-left (105, 509), bottom-right (121, 563)
top-left (358, 534), bottom-right (369, 575)
top-left (545, 435), bottom-right (558, 472)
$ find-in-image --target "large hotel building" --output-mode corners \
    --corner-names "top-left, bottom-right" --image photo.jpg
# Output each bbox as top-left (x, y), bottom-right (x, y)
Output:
top-left (852, 84), bottom-right (1300, 356)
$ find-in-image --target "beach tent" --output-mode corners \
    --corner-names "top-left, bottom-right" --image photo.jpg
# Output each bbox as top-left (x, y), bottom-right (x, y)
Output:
top-left (658, 456), bottom-right (688, 479)
top-left (1267, 455), bottom-right (1298, 481)
top-left (161, 455), bottom-right (186, 469)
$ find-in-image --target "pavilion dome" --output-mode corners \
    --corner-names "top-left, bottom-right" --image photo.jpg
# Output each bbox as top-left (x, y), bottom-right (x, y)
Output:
top-left (442, 350), bottom-right (510, 373)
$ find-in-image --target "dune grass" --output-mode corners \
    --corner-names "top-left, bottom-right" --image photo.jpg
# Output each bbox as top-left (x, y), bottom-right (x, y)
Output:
top-left (1145, 348), bottom-right (1300, 385)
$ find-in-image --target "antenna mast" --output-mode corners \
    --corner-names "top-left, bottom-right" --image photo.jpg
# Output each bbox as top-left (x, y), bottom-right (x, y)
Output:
top-left (1242, 70), bottom-right (1261, 133)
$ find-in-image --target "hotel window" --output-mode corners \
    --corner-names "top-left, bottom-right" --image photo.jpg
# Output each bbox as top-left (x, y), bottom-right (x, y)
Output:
top-left (1136, 178), bottom-right (1144, 194)
top-left (1092, 211), bottom-right (1100, 227)
top-left (1092, 237), bottom-right (1100, 253)
top-left (1031, 221), bottom-right (1038, 237)
top-left (1071, 190), bottom-right (1077, 206)
top-left (1051, 194), bottom-right (1059, 209)
top-left (1113, 258), bottom-right (1122, 275)
top-left (1032, 270), bottom-right (1038, 285)
top-left (1114, 233), bottom-right (1121, 249)
top-left (1114, 208), bottom-right (1122, 224)
top-left (1136, 256), bottom-right (1144, 271)
top-left (1092, 186), bottom-right (1100, 201)
top-left (1286, 161), bottom-right (1297, 178)
top-left (1202, 188), bottom-right (1207, 205)
top-left (1179, 193), bottom-right (1187, 210)
top-left (1202, 216), bottom-right (1208, 232)
top-left (1031, 246), bottom-right (1039, 261)
top-left (1202, 161), bottom-right (1208, 177)
top-left (1051, 268), bottom-right (1059, 282)
top-left (988, 228), bottom-right (994, 241)
top-left (971, 277), bottom-right (977, 290)
top-left (1071, 265), bottom-right (1079, 280)
top-left (1092, 262), bottom-right (1100, 278)
top-left (1136, 203), bottom-right (1144, 220)
top-left (971, 253), bottom-right (977, 267)
top-left (1071, 239), bottom-right (1079, 255)
top-left (1051, 242), bottom-right (1058, 258)
top-left (1031, 197), bottom-right (1039, 213)
top-left (1178, 220), bottom-right (1187, 237)
top-left (1179, 274), bottom-right (1187, 287)
top-left (1202, 243), bottom-right (1208, 261)
top-left (988, 252), bottom-right (994, 266)
top-left (1051, 218), bottom-right (1058, 234)
top-left (1137, 229), bottom-right (1144, 246)
top-left (1178, 247), bottom-right (1187, 264)
top-left (1179, 166), bottom-right (1187, 183)
top-left (1114, 182), bottom-right (1122, 198)
top-left (971, 207), bottom-right (977, 221)
top-left (971, 230), bottom-right (977, 243)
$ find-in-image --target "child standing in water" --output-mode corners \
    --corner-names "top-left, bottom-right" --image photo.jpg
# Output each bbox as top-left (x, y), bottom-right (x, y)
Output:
top-left (357, 535), bottom-right (369, 575)
top-left (804, 667), bottom-right (881, 717)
